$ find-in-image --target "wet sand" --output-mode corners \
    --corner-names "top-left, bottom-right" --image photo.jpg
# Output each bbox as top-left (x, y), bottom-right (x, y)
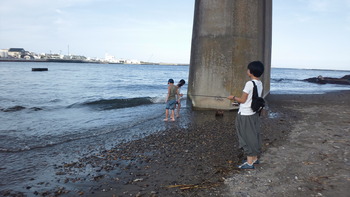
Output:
top-left (1, 91), bottom-right (349, 196)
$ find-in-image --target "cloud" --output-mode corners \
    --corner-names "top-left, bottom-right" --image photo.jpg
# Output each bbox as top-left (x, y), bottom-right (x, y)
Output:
top-left (55, 9), bottom-right (63, 14)
top-left (306, 0), bottom-right (350, 12)
top-left (308, 0), bottom-right (329, 12)
top-left (294, 14), bottom-right (313, 23)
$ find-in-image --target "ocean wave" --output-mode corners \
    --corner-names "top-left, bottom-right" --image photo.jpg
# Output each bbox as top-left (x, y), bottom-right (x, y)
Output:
top-left (70, 97), bottom-right (156, 110)
top-left (50, 98), bottom-right (62, 103)
top-left (271, 78), bottom-right (301, 83)
top-left (0, 106), bottom-right (43, 112)
top-left (0, 139), bottom-right (62, 153)
top-left (0, 105), bottom-right (26, 112)
top-left (0, 111), bottom-right (163, 153)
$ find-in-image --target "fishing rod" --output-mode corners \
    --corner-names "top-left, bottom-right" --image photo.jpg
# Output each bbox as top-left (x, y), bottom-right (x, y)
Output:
top-left (189, 94), bottom-right (230, 101)
top-left (163, 93), bottom-right (230, 100)
top-left (189, 94), bottom-right (240, 107)
top-left (190, 94), bottom-right (228, 99)
top-left (162, 93), bottom-right (228, 98)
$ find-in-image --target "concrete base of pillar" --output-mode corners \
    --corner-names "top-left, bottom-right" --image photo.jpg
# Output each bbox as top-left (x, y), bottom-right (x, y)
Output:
top-left (188, 0), bottom-right (272, 110)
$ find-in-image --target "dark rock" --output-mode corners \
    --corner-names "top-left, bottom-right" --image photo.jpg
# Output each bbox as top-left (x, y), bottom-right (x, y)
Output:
top-left (215, 110), bottom-right (224, 117)
top-left (304, 75), bottom-right (350, 85)
top-left (55, 171), bottom-right (66, 175)
top-left (341, 74), bottom-right (350, 80)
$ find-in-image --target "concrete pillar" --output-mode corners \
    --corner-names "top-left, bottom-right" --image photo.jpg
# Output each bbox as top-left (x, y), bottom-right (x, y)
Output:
top-left (188, 0), bottom-right (272, 110)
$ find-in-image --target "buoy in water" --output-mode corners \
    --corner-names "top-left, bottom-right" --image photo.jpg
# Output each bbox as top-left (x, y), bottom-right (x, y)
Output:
top-left (32, 68), bottom-right (48, 71)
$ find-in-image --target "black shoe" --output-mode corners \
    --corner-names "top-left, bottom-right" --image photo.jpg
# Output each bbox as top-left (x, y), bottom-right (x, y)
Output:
top-left (238, 162), bottom-right (255, 169)
top-left (242, 159), bottom-right (260, 164)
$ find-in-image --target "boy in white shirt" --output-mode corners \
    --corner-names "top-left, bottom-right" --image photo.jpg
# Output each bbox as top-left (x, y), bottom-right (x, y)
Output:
top-left (227, 61), bottom-right (264, 169)
top-left (175, 79), bottom-right (186, 118)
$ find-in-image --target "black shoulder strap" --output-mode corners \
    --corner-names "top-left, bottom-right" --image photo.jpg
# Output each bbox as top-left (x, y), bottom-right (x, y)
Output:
top-left (252, 81), bottom-right (258, 98)
top-left (252, 80), bottom-right (256, 87)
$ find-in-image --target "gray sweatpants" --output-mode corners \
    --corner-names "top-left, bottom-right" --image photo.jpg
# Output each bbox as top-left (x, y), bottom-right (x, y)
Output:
top-left (235, 113), bottom-right (262, 156)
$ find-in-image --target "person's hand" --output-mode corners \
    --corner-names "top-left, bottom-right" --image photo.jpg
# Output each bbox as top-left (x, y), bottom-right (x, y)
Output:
top-left (227, 95), bottom-right (235, 100)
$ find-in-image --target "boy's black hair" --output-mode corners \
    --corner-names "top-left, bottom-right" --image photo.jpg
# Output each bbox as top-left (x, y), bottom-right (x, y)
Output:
top-left (168, 78), bottom-right (174, 83)
top-left (177, 79), bottom-right (186, 87)
top-left (247, 61), bottom-right (264, 77)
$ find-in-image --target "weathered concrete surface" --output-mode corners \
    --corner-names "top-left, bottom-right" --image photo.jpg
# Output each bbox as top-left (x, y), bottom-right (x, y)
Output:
top-left (188, 0), bottom-right (272, 110)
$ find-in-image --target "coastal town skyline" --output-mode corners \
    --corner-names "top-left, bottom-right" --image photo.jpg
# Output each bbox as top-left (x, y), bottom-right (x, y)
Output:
top-left (1, 0), bottom-right (350, 70)
top-left (0, 47), bottom-right (153, 64)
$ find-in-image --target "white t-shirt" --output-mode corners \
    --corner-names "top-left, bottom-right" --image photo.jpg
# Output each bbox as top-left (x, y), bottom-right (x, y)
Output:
top-left (177, 87), bottom-right (182, 100)
top-left (238, 80), bottom-right (263, 115)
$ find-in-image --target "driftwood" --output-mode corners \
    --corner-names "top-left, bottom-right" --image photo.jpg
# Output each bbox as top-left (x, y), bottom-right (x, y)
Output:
top-left (304, 75), bottom-right (350, 85)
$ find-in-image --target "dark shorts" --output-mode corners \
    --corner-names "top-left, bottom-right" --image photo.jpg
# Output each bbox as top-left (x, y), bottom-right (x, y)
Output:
top-left (166, 99), bottom-right (176, 110)
top-left (235, 113), bottom-right (262, 156)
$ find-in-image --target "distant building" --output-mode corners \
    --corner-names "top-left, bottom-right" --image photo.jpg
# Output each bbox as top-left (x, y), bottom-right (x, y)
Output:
top-left (8, 48), bottom-right (25, 58)
top-left (49, 54), bottom-right (63, 59)
top-left (33, 54), bottom-right (41, 59)
top-left (125, 59), bottom-right (141, 64)
top-left (0, 49), bottom-right (8, 58)
top-left (105, 53), bottom-right (121, 63)
top-left (24, 55), bottom-right (34, 60)
top-left (70, 55), bottom-right (87, 60)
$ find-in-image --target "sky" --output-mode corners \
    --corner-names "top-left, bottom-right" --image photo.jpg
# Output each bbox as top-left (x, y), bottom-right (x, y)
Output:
top-left (0, 0), bottom-right (349, 70)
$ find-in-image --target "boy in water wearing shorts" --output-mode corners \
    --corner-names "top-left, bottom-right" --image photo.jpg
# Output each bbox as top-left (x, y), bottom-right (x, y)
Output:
top-left (164, 79), bottom-right (179, 122)
top-left (227, 61), bottom-right (264, 169)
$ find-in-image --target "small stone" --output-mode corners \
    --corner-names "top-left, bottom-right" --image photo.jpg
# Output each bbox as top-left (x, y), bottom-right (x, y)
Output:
top-left (133, 178), bottom-right (144, 182)
top-left (55, 171), bottom-right (66, 175)
top-left (136, 192), bottom-right (142, 197)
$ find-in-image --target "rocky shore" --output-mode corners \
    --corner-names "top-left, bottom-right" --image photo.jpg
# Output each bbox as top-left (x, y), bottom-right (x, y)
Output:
top-left (304, 75), bottom-right (350, 85)
top-left (1, 91), bottom-right (349, 197)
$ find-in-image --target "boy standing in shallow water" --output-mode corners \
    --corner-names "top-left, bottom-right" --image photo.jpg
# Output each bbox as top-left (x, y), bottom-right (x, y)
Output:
top-left (164, 79), bottom-right (179, 122)
top-left (227, 61), bottom-right (264, 169)
top-left (176, 79), bottom-right (186, 118)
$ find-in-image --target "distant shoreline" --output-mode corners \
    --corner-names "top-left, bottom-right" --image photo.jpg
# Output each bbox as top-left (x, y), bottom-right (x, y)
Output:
top-left (0, 58), bottom-right (91, 64)
top-left (0, 58), bottom-right (189, 66)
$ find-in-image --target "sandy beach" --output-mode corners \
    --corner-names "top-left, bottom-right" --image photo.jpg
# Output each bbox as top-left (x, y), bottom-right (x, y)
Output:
top-left (1, 90), bottom-right (349, 197)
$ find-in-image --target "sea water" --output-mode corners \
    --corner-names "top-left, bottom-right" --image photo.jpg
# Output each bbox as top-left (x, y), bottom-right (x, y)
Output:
top-left (0, 62), bottom-right (349, 192)
top-left (0, 62), bottom-right (189, 152)
top-left (271, 67), bottom-right (350, 94)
